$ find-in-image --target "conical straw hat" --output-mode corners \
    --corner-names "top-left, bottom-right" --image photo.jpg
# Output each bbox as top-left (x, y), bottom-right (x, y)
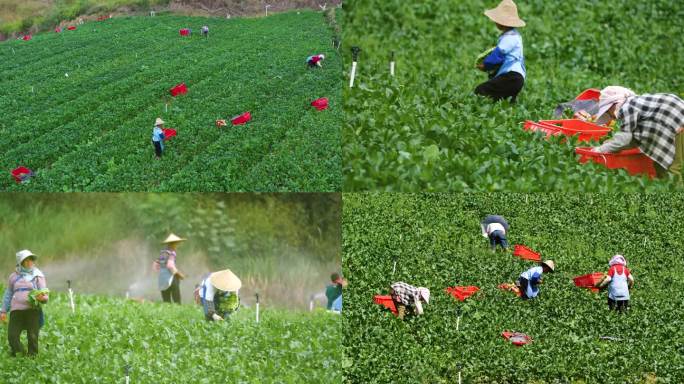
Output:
top-left (484, 0), bottom-right (526, 28)
top-left (210, 269), bottom-right (242, 291)
top-left (162, 233), bottom-right (186, 244)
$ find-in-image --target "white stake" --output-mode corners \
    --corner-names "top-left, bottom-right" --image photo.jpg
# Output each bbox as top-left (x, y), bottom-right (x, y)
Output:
top-left (31, 86), bottom-right (34, 93)
top-left (265, 5), bottom-right (271, 17)
top-left (255, 293), bottom-right (260, 323)
top-left (12, 48), bottom-right (15, 54)
top-left (390, 61), bottom-right (395, 76)
top-left (309, 294), bottom-right (314, 312)
top-left (124, 365), bottom-right (130, 384)
top-left (458, 370), bottom-right (462, 384)
top-left (67, 280), bottom-right (75, 313)
top-left (392, 260), bottom-right (397, 276)
top-left (165, 103), bottom-right (168, 113)
top-left (456, 316), bottom-right (460, 331)
top-left (125, 291), bottom-right (129, 299)
top-left (349, 61), bottom-right (357, 88)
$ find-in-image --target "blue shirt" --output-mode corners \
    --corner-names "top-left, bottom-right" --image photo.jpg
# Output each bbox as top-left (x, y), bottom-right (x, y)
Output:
top-left (152, 126), bottom-right (165, 149)
top-left (483, 29), bottom-right (526, 79)
top-left (520, 266), bottom-right (543, 298)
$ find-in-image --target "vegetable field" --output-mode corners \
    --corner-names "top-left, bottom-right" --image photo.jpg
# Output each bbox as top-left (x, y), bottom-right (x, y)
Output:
top-left (343, 193), bottom-right (684, 383)
top-left (0, 292), bottom-right (341, 383)
top-left (343, 0), bottom-right (684, 191)
top-left (0, 11), bottom-right (341, 192)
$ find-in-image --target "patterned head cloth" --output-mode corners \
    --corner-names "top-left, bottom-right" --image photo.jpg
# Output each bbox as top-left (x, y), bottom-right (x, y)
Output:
top-left (609, 254), bottom-right (627, 266)
top-left (597, 86), bottom-right (637, 121)
top-left (417, 287), bottom-right (430, 304)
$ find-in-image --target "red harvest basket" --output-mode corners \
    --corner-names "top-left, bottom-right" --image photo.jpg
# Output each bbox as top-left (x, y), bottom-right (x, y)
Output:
top-left (537, 119), bottom-right (610, 142)
top-left (575, 88), bottom-right (601, 101)
top-left (513, 245), bottom-right (541, 261)
top-left (311, 98), bottom-right (329, 111)
top-left (445, 286), bottom-right (480, 302)
top-left (502, 331), bottom-right (532, 346)
top-left (163, 128), bottom-right (177, 140)
top-left (573, 272), bottom-right (604, 293)
top-left (231, 112), bottom-right (252, 126)
top-left (67, 26), bottom-right (76, 31)
top-left (169, 83), bottom-right (188, 97)
top-left (22, 35), bottom-right (32, 41)
top-left (523, 120), bottom-right (563, 138)
top-left (179, 28), bottom-right (190, 36)
top-left (11, 167), bottom-right (33, 183)
top-left (575, 147), bottom-right (656, 178)
top-left (373, 295), bottom-right (398, 315)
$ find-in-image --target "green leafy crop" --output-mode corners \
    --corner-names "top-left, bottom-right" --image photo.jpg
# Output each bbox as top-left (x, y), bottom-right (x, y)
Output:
top-left (0, 292), bottom-right (341, 383)
top-left (0, 11), bottom-right (341, 192)
top-left (343, 193), bottom-right (684, 382)
top-left (342, 0), bottom-right (684, 191)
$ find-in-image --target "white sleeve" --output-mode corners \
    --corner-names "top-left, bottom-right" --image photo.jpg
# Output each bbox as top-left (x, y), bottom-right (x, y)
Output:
top-left (203, 278), bottom-right (215, 302)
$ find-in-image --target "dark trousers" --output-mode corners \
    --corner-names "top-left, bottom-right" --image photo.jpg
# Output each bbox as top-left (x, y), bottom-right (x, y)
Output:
top-left (608, 298), bottom-right (629, 312)
top-left (8, 309), bottom-right (40, 356)
top-left (153, 141), bottom-right (163, 158)
top-left (475, 71), bottom-right (525, 103)
top-left (489, 230), bottom-right (508, 250)
top-left (516, 277), bottom-right (536, 300)
top-left (161, 275), bottom-right (181, 304)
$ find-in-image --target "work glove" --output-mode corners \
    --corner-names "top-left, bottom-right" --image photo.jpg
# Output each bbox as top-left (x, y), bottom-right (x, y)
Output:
top-left (212, 313), bottom-right (223, 321)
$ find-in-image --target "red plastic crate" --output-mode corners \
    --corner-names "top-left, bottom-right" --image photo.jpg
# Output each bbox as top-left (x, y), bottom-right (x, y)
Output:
top-left (22, 35), bottom-right (32, 41)
top-left (373, 295), bottom-right (398, 315)
top-left (573, 272), bottom-right (604, 293)
top-left (55, 27), bottom-right (62, 33)
top-left (169, 83), bottom-right (187, 97)
top-left (163, 128), bottom-right (177, 140)
top-left (502, 331), bottom-right (532, 346)
top-left (498, 283), bottom-right (521, 297)
top-left (311, 98), bottom-right (329, 111)
top-left (523, 120), bottom-right (563, 138)
top-left (537, 119), bottom-right (610, 142)
top-left (231, 112), bottom-right (252, 126)
top-left (445, 286), bottom-right (480, 302)
top-left (575, 88), bottom-right (601, 101)
top-left (575, 147), bottom-right (656, 178)
top-left (67, 26), bottom-right (76, 31)
top-left (179, 28), bottom-right (190, 36)
top-left (11, 167), bottom-right (33, 183)
top-left (513, 245), bottom-right (541, 261)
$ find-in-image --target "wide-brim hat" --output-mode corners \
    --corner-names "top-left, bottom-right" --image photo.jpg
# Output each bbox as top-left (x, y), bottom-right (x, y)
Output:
top-left (162, 233), bottom-right (186, 244)
top-left (210, 269), bottom-right (242, 291)
top-left (484, 0), bottom-right (526, 28)
top-left (155, 118), bottom-right (165, 126)
top-left (16, 249), bottom-right (37, 266)
top-left (541, 260), bottom-right (555, 272)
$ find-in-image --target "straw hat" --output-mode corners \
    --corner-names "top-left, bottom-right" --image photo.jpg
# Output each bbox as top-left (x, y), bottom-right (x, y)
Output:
top-left (484, 0), bottom-right (526, 28)
top-left (210, 269), bottom-right (242, 291)
top-left (155, 118), bottom-right (165, 126)
top-left (16, 249), bottom-right (37, 266)
top-left (162, 233), bottom-right (186, 244)
top-left (541, 260), bottom-right (555, 272)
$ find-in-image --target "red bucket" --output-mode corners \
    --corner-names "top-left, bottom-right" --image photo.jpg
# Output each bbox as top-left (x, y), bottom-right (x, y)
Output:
top-left (575, 147), bottom-right (656, 178)
top-left (67, 26), bottom-right (76, 31)
top-left (170, 83), bottom-right (188, 97)
top-left (22, 35), bottom-right (32, 41)
top-left (311, 98), bottom-right (329, 111)
top-left (231, 112), bottom-right (252, 126)
top-left (536, 119), bottom-right (610, 142)
top-left (523, 120), bottom-right (563, 139)
top-left (55, 27), bottom-right (62, 33)
top-left (11, 167), bottom-right (33, 183)
top-left (445, 286), bottom-right (480, 302)
top-left (513, 245), bottom-right (541, 261)
top-left (179, 28), bottom-right (190, 36)
top-left (373, 295), bottom-right (398, 315)
top-left (163, 128), bottom-right (177, 140)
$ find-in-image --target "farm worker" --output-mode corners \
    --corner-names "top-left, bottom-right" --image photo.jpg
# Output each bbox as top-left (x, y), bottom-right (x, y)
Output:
top-left (515, 260), bottom-right (555, 300)
top-left (307, 54), bottom-right (325, 68)
top-left (595, 255), bottom-right (634, 312)
top-left (326, 272), bottom-right (347, 312)
top-left (474, 0), bottom-right (526, 103)
top-left (590, 86), bottom-right (684, 181)
top-left (480, 215), bottom-right (510, 252)
top-left (201, 25), bottom-right (209, 37)
top-left (1, 250), bottom-right (49, 357)
top-left (153, 234), bottom-right (187, 304)
top-left (197, 269), bottom-right (241, 321)
top-left (390, 282), bottom-right (430, 320)
top-left (152, 118), bottom-right (166, 159)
